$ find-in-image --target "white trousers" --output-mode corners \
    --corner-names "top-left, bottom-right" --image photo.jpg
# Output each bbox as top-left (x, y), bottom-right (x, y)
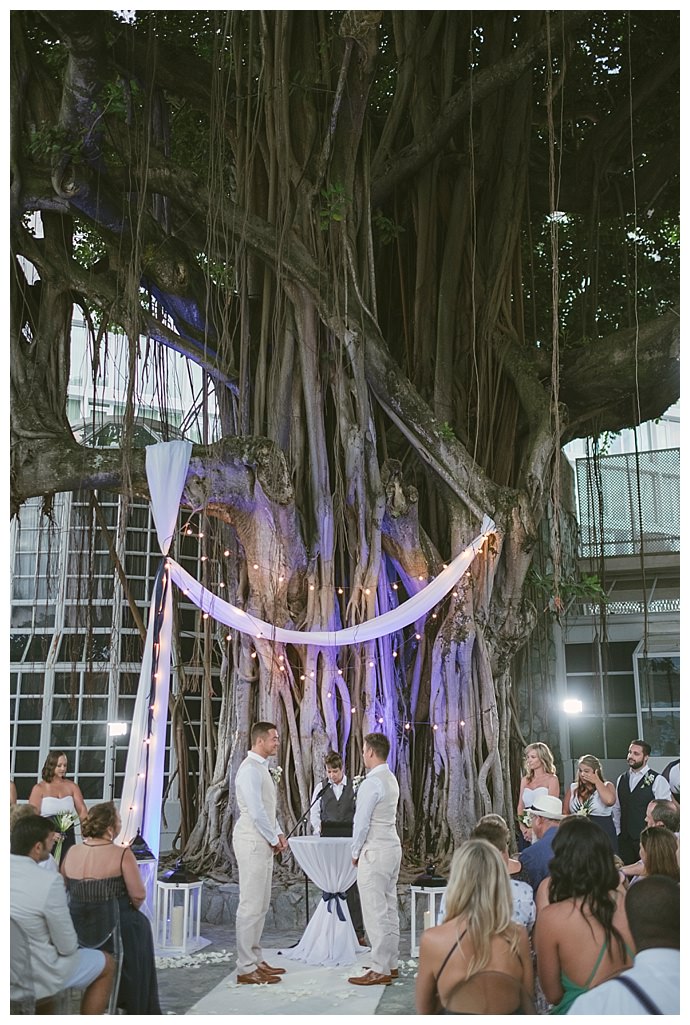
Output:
top-left (233, 832), bottom-right (274, 974)
top-left (356, 843), bottom-right (402, 974)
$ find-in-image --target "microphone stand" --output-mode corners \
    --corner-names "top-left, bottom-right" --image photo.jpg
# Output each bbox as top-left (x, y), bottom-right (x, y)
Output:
top-left (283, 782), bottom-right (330, 924)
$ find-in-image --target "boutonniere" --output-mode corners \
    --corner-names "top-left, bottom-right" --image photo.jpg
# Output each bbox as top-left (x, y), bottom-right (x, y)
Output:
top-left (642, 772), bottom-right (655, 787)
top-left (269, 766), bottom-right (283, 784)
top-left (518, 810), bottom-right (532, 829)
top-left (352, 775), bottom-right (365, 793)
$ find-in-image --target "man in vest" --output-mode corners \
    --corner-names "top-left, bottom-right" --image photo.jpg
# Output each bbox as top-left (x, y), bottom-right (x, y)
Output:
top-left (232, 721), bottom-right (288, 985)
top-left (310, 751), bottom-right (366, 944)
top-left (615, 739), bottom-right (672, 865)
top-left (348, 732), bottom-right (401, 987)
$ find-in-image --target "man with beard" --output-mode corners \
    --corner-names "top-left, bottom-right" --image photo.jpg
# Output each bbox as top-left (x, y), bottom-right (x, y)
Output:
top-left (615, 740), bottom-right (672, 865)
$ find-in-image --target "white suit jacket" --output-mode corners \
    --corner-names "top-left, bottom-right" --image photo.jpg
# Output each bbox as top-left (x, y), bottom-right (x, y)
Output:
top-left (10, 853), bottom-right (81, 1000)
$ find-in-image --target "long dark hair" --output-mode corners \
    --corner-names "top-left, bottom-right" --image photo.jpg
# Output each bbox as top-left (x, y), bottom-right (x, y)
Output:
top-left (548, 816), bottom-right (627, 959)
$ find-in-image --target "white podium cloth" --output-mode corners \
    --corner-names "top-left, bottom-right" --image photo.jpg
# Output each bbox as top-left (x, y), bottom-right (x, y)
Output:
top-left (283, 837), bottom-right (362, 966)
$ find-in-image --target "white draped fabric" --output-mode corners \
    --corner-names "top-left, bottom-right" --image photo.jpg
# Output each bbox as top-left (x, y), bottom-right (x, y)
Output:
top-left (116, 441), bottom-right (193, 854)
top-left (114, 440), bottom-right (494, 862)
top-left (166, 514), bottom-right (494, 646)
top-left (284, 837), bottom-right (361, 966)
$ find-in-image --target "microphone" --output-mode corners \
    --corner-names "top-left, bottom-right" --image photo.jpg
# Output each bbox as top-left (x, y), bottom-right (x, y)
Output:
top-left (317, 781), bottom-right (331, 799)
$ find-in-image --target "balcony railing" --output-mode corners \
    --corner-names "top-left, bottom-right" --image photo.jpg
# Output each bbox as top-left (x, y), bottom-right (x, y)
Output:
top-left (576, 448), bottom-right (679, 559)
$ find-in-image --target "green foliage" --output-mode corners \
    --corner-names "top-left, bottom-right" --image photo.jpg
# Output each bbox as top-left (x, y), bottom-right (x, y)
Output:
top-left (438, 421), bottom-right (455, 441)
top-left (27, 122), bottom-right (82, 163)
top-left (319, 183), bottom-right (350, 230)
top-left (527, 568), bottom-right (608, 618)
top-left (72, 221), bottom-right (106, 269)
top-left (373, 209), bottom-right (405, 245)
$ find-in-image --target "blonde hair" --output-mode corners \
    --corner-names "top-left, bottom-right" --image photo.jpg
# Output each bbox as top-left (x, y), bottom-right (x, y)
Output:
top-left (525, 742), bottom-right (556, 781)
top-left (443, 839), bottom-right (520, 975)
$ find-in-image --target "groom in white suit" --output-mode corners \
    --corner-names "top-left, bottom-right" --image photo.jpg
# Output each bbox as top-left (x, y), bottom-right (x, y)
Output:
top-left (348, 732), bottom-right (401, 986)
top-left (232, 721), bottom-right (288, 984)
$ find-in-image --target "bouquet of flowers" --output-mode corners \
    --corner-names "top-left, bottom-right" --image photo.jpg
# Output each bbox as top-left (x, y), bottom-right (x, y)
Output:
top-left (574, 796), bottom-right (594, 817)
top-left (517, 810), bottom-right (532, 830)
top-left (352, 774), bottom-right (365, 793)
top-left (51, 811), bottom-right (79, 863)
top-left (269, 766), bottom-right (283, 785)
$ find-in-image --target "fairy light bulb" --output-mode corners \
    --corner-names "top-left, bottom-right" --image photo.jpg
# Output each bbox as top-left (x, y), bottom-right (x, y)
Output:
top-left (200, 555), bottom-right (208, 561)
top-left (253, 563), bottom-right (259, 569)
top-left (250, 650), bottom-right (257, 658)
top-left (415, 633), bottom-right (421, 640)
top-left (460, 720), bottom-right (465, 727)
top-left (202, 612), bottom-right (209, 620)
top-left (392, 650), bottom-right (398, 658)
top-left (405, 722), bottom-right (411, 730)
top-left (365, 588), bottom-right (370, 595)
top-left (392, 582), bottom-right (398, 590)
top-left (368, 660), bottom-right (374, 667)
top-left (309, 584), bottom-right (315, 591)
top-left (351, 707), bottom-right (356, 714)
top-left (186, 528), bottom-right (193, 535)
top-left (432, 724), bottom-right (439, 731)
top-left (327, 691), bottom-right (332, 698)
top-left (418, 575), bottom-right (424, 581)
top-left (378, 717), bottom-right (384, 724)
top-left (338, 587), bottom-right (344, 595)
top-left (219, 582), bottom-right (225, 588)
top-left (224, 549), bottom-right (230, 557)
top-left (337, 668), bottom-right (343, 675)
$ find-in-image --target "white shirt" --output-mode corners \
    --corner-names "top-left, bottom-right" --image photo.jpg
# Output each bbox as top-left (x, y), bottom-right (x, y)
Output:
top-left (567, 948), bottom-right (679, 1014)
top-left (310, 776), bottom-right (348, 835)
top-left (234, 751), bottom-right (283, 845)
top-left (351, 763), bottom-right (399, 859)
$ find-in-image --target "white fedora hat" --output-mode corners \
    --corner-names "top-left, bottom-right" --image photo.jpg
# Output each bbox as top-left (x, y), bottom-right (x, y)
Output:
top-left (530, 795), bottom-right (564, 820)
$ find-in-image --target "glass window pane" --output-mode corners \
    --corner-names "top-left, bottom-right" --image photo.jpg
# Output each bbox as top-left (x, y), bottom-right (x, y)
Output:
top-left (641, 711), bottom-right (680, 756)
top-left (10, 634), bottom-right (29, 661)
top-left (565, 677), bottom-right (602, 714)
top-left (17, 697), bottom-right (44, 720)
top-left (567, 717), bottom-right (604, 756)
top-left (78, 749), bottom-right (106, 774)
top-left (51, 724), bottom-right (78, 747)
top-left (78, 776), bottom-right (105, 800)
top-left (604, 716), bottom-right (639, 758)
top-left (81, 698), bottom-right (109, 720)
top-left (59, 635), bottom-right (86, 661)
top-left (11, 606), bottom-right (34, 628)
top-left (25, 636), bottom-right (52, 661)
top-left (601, 641), bottom-right (638, 673)
top-left (83, 674), bottom-right (109, 695)
top-left (638, 656), bottom-right (679, 708)
top-left (54, 672), bottom-right (80, 696)
top-left (16, 723), bottom-right (42, 747)
top-left (604, 675), bottom-right (636, 714)
top-left (19, 673), bottom-right (46, 695)
top-left (124, 554), bottom-right (148, 576)
top-left (53, 698), bottom-right (77, 721)
top-left (79, 723), bottom-right (107, 746)
top-left (86, 635), bottom-right (112, 662)
top-left (14, 750), bottom-right (40, 775)
top-left (34, 604), bottom-right (56, 628)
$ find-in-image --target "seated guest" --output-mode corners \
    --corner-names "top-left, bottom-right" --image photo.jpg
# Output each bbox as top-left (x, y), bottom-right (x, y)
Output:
top-left (10, 815), bottom-right (114, 1014)
top-left (416, 839), bottom-right (533, 1014)
top-left (470, 814), bottom-right (535, 932)
top-left (61, 801), bottom-right (162, 1015)
top-left (625, 825), bottom-right (679, 886)
top-left (644, 798), bottom-right (679, 833)
top-left (533, 816), bottom-right (633, 1014)
top-left (517, 794), bottom-right (564, 894)
top-left (10, 803), bottom-right (60, 873)
top-left (568, 875), bottom-right (679, 1014)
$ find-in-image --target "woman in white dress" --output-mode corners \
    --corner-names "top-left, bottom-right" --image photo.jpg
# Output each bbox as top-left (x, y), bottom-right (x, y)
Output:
top-left (517, 742), bottom-right (560, 845)
top-left (29, 750), bottom-right (87, 865)
top-left (564, 754), bottom-right (618, 853)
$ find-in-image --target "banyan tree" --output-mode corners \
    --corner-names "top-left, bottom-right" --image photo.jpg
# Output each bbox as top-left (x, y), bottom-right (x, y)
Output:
top-left (10, 10), bottom-right (679, 873)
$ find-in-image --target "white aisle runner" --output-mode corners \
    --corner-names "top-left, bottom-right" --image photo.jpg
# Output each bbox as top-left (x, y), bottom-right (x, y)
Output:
top-left (186, 948), bottom-right (385, 1015)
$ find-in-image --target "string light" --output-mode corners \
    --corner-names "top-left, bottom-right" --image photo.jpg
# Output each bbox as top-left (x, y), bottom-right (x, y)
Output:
top-left (224, 549), bottom-right (230, 557)
top-left (253, 563), bottom-right (259, 569)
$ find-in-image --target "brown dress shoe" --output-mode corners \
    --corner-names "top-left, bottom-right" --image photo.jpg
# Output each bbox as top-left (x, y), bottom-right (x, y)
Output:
top-left (363, 965), bottom-right (398, 978)
top-left (259, 961), bottom-right (286, 974)
top-left (237, 968), bottom-right (281, 984)
top-left (348, 970), bottom-right (392, 986)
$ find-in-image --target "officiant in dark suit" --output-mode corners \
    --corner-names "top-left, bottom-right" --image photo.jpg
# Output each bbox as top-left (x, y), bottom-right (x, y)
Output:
top-left (310, 751), bottom-right (366, 944)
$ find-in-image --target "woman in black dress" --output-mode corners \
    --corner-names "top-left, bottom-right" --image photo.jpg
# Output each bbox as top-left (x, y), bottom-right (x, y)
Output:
top-left (61, 801), bottom-right (161, 1014)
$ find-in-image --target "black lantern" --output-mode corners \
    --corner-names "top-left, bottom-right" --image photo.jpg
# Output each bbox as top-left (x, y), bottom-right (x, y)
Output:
top-left (129, 829), bottom-right (156, 861)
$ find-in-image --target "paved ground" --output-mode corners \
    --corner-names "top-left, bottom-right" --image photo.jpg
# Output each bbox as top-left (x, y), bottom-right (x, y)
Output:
top-left (156, 922), bottom-right (418, 1015)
